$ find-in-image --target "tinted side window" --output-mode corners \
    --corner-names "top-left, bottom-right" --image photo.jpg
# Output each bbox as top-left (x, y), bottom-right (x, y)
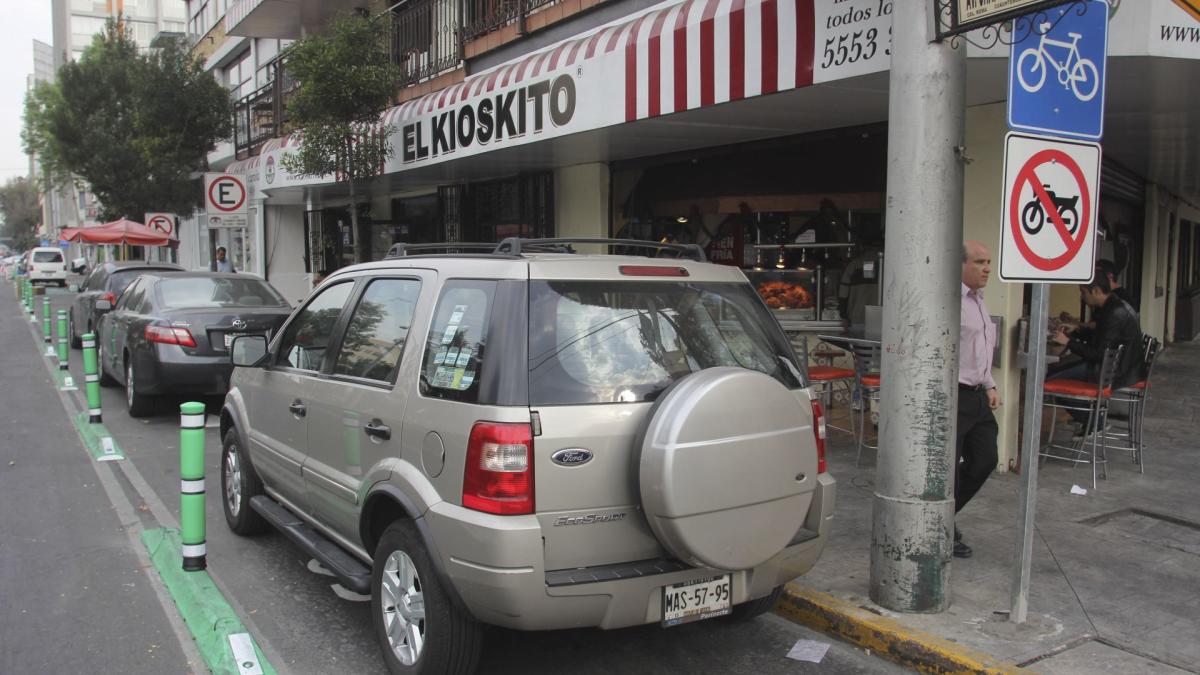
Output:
top-left (333, 279), bottom-right (422, 382)
top-left (275, 282), bottom-right (354, 372)
top-left (421, 281), bottom-right (495, 403)
top-left (118, 279), bottom-right (146, 311)
top-left (83, 266), bottom-right (106, 291)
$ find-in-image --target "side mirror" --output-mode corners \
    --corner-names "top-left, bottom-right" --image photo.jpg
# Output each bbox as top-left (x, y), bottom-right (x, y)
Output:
top-left (69, 284), bottom-right (80, 293)
top-left (230, 335), bottom-right (269, 368)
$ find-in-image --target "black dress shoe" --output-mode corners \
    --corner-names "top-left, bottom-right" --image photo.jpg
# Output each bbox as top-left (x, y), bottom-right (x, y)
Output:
top-left (953, 540), bottom-right (973, 558)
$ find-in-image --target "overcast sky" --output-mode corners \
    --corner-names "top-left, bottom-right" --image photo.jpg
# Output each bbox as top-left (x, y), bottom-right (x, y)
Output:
top-left (1, 3), bottom-right (53, 186)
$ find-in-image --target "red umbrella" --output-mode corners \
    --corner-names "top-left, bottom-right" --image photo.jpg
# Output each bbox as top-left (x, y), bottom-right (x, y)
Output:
top-left (60, 218), bottom-right (171, 246)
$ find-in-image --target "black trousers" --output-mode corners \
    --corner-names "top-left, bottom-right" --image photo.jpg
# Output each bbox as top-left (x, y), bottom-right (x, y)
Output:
top-left (955, 386), bottom-right (998, 513)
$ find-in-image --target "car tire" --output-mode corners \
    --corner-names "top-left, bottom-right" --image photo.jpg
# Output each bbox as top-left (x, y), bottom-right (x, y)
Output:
top-left (371, 520), bottom-right (482, 675)
top-left (68, 313), bottom-right (81, 349)
top-left (728, 584), bottom-right (784, 621)
top-left (97, 342), bottom-right (119, 387)
top-left (221, 430), bottom-right (269, 536)
top-left (125, 359), bottom-right (154, 418)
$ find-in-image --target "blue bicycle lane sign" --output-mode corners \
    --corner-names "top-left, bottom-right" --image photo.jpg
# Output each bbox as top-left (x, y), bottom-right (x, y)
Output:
top-left (1008, 0), bottom-right (1109, 141)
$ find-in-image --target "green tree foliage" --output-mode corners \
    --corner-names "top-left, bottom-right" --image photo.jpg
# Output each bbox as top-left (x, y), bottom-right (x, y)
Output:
top-left (0, 177), bottom-right (42, 250)
top-left (22, 19), bottom-right (231, 221)
top-left (280, 11), bottom-right (399, 262)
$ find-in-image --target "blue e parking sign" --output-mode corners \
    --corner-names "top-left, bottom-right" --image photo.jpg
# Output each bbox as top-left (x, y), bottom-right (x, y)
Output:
top-left (1008, 0), bottom-right (1108, 141)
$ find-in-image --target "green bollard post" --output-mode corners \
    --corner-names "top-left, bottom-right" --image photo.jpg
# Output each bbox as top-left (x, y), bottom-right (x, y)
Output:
top-left (81, 332), bottom-right (103, 423)
top-left (180, 401), bottom-right (207, 571)
top-left (56, 310), bottom-right (69, 369)
top-left (42, 297), bottom-right (52, 343)
top-left (23, 279), bottom-right (31, 313)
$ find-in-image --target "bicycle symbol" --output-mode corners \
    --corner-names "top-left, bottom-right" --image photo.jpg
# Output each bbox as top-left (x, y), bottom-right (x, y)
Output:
top-left (1021, 185), bottom-right (1079, 236)
top-left (1016, 24), bottom-right (1100, 102)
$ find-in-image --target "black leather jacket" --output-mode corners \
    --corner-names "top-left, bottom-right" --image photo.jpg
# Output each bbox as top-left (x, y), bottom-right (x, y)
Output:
top-left (1067, 295), bottom-right (1142, 388)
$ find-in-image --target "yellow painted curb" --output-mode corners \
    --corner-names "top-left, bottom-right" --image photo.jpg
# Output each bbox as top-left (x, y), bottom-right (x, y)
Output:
top-left (775, 584), bottom-right (1029, 674)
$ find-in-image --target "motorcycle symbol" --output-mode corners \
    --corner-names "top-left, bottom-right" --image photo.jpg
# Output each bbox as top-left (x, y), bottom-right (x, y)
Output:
top-left (1021, 185), bottom-right (1079, 236)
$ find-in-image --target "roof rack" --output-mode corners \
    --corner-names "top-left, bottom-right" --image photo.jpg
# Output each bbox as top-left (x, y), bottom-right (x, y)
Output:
top-left (384, 242), bottom-right (500, 259)
top-left (495, 238), bottom-right (707, 262)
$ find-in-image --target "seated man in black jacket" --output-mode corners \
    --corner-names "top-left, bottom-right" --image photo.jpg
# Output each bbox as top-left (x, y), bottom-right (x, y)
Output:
top-left (1048, 274), bottom-right (1142, 427)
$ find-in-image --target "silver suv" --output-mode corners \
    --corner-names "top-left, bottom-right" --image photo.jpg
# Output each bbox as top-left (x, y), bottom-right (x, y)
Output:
top-left (221, 239), bottom-right (835, 674)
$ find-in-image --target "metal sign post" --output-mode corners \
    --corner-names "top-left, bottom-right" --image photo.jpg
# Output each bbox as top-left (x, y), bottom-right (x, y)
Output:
top-left (1011, 283), bottom-right (1049, 623)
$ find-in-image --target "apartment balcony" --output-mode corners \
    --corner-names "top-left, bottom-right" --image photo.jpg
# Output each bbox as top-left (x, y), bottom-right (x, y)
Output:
top-left (391, 0), bottom-right (464, 87)
top-left (232, 59), bottom-right (299, 160)
top-left (225, 0), bottom-right (370, 39)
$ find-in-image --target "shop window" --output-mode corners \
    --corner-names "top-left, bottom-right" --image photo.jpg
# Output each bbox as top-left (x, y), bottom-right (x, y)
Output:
top-left (461, 172), bottom-right (554, 242)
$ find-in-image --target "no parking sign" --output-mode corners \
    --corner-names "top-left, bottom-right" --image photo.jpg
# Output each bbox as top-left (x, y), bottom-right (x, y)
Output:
top-left (998, 132), bottom-right (1100, 283)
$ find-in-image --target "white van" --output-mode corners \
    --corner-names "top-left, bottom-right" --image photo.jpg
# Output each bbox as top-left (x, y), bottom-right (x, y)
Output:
top-left (27, 247), bottom-right (68, 286)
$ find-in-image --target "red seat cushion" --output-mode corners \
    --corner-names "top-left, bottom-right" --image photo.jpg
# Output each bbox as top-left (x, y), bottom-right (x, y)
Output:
top-left (1128, 381), bottom-right (1147, 390)
top-left (809, 365), bottom-right (856, 381)
top-left (1043, 379), bottom-right (1112, 398)
top-left (861, 374), bottom-right (881, 387)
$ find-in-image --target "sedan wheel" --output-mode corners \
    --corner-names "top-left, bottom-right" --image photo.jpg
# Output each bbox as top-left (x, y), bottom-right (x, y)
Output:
top-left (125, 359), bottom-right (154, 418)
top-left (96, 342), bottom-right (119, 387)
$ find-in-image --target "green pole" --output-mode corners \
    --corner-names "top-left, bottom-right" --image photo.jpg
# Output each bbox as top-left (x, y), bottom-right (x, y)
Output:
top-left (42, 297), bottom-right (52, 343)
top-left (180, 401), bottom-right (207, 571)
top-left (82, 332), bottom-right (103, 423)
top-left (56, 310), bottom-right (69, 369)
top-left (23, 279), bottom-right (31, 313)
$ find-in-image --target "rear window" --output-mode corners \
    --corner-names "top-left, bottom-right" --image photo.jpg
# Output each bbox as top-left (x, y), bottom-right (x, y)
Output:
top-left (158, 277), bottom-right (289, 309)
top-left (33, 250), bottom-right (63, 263)
top-left (529, 281), bottom-right (804, 405)
top-left (110, 269), bottom-right (160, 296)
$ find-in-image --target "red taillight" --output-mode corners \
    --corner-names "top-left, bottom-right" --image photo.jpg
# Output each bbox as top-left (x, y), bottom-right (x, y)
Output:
top-left (811, 399), bottom-right (827, 474)
top-left (618, 265), bottom-right (689, 277)
top-left (463, 422), bottom-right (534, 515)
top-left (145, 324), bottom-right (197, 348)
top-left (101, 291), bottom-right (117, 305)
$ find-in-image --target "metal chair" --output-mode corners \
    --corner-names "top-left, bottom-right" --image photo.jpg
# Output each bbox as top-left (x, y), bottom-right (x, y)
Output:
top-left (800, 336), bottom-right (856, 436)
top-left (1103, 335), bottom-right (1160, 473)
top-left (847, 341), bottom-right (882, 467)
top-left (1040, 345), bottom-right (1122, 489)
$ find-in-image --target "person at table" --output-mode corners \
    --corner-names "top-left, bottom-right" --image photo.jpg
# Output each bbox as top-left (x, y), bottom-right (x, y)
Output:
top-left (955, 240), bottom-right (1001, 559)
top-left (1048, 275), bottom-right (1142, 427)
top-left (1057, 259), bottom-right (1134, 331)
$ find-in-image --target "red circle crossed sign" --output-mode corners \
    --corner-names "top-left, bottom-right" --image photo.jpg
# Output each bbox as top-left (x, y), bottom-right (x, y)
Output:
top-left (1008, 149), bottom-right (1091, 272)
top-left (147, 215), bottom-right (173, 235)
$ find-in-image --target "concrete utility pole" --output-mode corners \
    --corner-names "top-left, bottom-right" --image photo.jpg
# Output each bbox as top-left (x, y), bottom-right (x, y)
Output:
top-left (869, 0), bottom-right (966, 613)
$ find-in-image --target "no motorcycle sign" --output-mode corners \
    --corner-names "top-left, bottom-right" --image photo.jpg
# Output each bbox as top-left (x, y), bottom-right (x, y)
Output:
top-left (998, 133), bottom-right (1100, 283)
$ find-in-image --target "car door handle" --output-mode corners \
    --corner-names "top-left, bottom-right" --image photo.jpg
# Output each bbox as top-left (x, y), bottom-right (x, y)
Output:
top-left (288, 401), bottom-right (306, 418)
top-left (364, 421), bottom-right (391, 441)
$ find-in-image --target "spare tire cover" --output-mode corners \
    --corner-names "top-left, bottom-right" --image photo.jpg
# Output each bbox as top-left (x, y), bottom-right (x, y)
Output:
top-left (639, 367), bottom-right (816, 571)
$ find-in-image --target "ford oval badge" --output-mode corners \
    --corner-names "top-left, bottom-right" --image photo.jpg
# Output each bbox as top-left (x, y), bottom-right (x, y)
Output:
top-left (551, 448), bottom-right (593, 466)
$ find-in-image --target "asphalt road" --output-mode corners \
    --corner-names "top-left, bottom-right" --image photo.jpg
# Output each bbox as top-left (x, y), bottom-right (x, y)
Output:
top-left (0, 279), bottom-right (909, 675)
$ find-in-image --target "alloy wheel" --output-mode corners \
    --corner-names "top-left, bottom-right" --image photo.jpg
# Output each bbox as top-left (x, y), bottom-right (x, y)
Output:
top-left (224, 445), bottom-right (242, 517)
top-left (380, 550), bottom-right (425, 666)
top-left (126, 361), bottom-right (135, 409)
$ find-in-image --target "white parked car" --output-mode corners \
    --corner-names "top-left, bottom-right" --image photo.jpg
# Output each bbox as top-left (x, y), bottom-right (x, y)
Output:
top-left (27, 247), bottom-right (69, 286)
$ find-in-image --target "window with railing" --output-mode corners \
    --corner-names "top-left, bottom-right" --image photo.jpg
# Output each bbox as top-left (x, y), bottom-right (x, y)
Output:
top-left (232, 57), bottom-right (299, 159)
top-left (462, 0), bottom-right (561, 42)
top-left (390, 0), bottom-right (463, 88)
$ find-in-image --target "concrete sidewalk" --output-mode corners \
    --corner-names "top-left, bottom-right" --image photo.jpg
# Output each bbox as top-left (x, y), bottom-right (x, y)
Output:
top-left (781, 340), bottom-right (1200, 674)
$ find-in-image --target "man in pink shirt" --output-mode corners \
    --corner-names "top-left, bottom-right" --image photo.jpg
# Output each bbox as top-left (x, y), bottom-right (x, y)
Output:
top-left (955, 240), bottom-right (1001, 558)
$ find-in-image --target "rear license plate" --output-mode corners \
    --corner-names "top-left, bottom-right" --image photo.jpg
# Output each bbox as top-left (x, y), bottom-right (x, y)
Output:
top-left (662, 574), bottom-right (732, 626)
top-left (223, 332), bottom-right (246, 349)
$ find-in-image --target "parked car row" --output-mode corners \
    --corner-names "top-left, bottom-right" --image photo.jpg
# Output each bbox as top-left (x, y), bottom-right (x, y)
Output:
top-left (57, 242), bottom-right (834, 675)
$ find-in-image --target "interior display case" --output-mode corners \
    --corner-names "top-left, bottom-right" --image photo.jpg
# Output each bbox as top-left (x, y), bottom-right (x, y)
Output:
top-left (745, 269), bottom-right (817, 321)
